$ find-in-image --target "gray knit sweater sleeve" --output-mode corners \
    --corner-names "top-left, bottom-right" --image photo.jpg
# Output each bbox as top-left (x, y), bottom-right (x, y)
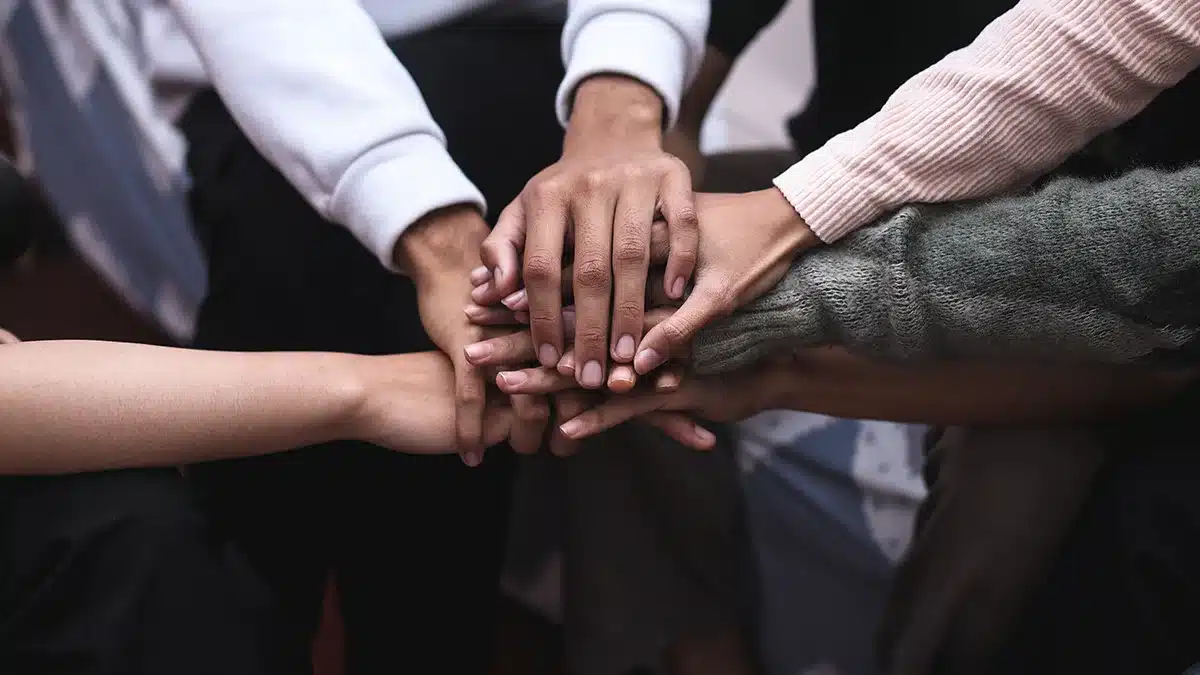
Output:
top-left (692, 165), bottom-right (1200, 375)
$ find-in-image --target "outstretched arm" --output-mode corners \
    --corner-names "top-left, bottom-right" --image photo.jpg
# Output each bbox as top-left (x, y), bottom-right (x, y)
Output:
top-left (693, 164), bottom-right (1200, 373)
top-left (0, 338), bottom-right (511, 474)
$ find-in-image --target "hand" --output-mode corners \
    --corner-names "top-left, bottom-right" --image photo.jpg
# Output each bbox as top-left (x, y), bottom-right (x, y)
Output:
top-left (474, 76), bottom-right (699, 392)
top-left (555, 363), bottom-right (792, 447)
top-left (0, 327), bottom-right (18, 344)
top-left (394, 205), bottom-right (497, 463)
top-left (633, 190), bottom-right (820, 375)
top-left (346, 353), bottom-right (515, 453)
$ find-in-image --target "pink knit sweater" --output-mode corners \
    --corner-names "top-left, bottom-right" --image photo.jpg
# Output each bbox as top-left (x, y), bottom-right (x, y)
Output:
top-left (774, 0), bottom-right (1200, 243)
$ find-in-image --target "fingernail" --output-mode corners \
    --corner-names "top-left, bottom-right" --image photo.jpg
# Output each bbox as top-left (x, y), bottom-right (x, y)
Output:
top-left (580, 361), bottom-right (604, 388)
top-left (462, 451), bottom-right (482, 467)
top-left (559, 419), bottom-right (584, 438)
top-left (464, 342), bottom-right (492, 362)
top-left (615, 334), bottom-right (635, 360)
top-left (608, 366), bottom-right (635, 392)
top-left (498, 371), bottom-right (528, 388)
top-left (634, 348), bottom-right (664, 374)
top-left (670, 277), bottom-right (686, 299)
top-left (657, 373), bottom-right (680, 392)
top-left (470, 266), bottom-right (490, 284)
top-left (557, 353), bottom-right (576, 374)
top-left (502, 289), bottom-right (526, 309)
top-left (693, 425), bottom-right (716, 446)
top-left (538, 344), bottom-right (559, 367)
top-left (471, 283), bottom-right (490, 303)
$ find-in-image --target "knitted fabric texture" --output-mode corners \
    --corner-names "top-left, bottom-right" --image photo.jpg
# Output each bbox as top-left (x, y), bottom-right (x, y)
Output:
top-left (692, 165), bottom-right (1200, 374)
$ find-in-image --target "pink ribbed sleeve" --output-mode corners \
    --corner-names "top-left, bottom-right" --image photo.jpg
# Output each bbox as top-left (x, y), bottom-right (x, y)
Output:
top-left (774, 0), bottom-right (1200, 243)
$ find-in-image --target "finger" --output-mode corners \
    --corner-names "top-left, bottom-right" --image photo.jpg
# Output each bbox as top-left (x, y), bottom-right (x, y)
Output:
top-left (634, 287), bottom-right (723, 375)
top-left (515, 311), bottom-right (529, 324)
top-left (557, 347), bottom-right (576, 375)
top-left (453, 356), bottom-right (487, 459)
top-left (496, 367), bottom-right (581, 395)
top-left (524, 191), bottom-right (569, 369)
top-left (477, 200), bottom-right (526, 303)
top-left (557, 392), bottom-right (669, 440)
top-left (464, 331), bottom-right (535, 367)
top-left (470, 266), bottom-right (492, 286)
top-left (607, 364), bottom-right (637, 394)
top-left (658, 161), bottom-right (699, 300)
top-left (608, 182), bottom-right (655, 366)
top-left (654, 365), bottom-right (684, 393)
top-left (649, 219), bottom-right (670, 266)
top-left (570, 193), bottom-right (617, 390)
top-left (501, 289), bottom-right (528, 311)
top-left (644, 271), bottom-right (677, 309)
top-left (643, 307), bottom-right (675, 332)
top-left (464, 304), bottom-right (520, 326)
top-left (639, 412), bottom-right (717, 450)
top-left (508, 394), bottom-right (550, 455)
top-left (550, 391), bottom-right (592, 457)
top-left (0, 328), bottom-right (18, 344)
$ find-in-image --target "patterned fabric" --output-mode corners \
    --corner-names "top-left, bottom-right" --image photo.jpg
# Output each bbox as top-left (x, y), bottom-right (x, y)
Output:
top-left (0, 0), bottom-right (204, 340)
top-left (738, 412), bottom-right (926, 675)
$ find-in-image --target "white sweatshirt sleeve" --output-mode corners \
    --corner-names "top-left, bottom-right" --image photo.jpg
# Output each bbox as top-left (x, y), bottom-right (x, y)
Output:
top-left (557, 0), bottom-right (710, 128)
top-left (167, 0), bottom-right (485, 271)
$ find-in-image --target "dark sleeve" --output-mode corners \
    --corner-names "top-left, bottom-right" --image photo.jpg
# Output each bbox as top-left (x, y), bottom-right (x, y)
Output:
top-left (707, 0), bottom-right (788, 59)
top-left (691, 165), bottom-right (1200, 374)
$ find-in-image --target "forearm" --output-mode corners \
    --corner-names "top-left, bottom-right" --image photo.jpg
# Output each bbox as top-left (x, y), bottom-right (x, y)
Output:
top-left (770, 349), bottom-right (1195, 426)
top-left (774, 0), bottom-right (1200, 243)
top-left (0, 341), bottom-right (366, 473)
top-left (694, 165), bottom-right (1200, 373)
top-left (168, 0), bottom-right (484, 270)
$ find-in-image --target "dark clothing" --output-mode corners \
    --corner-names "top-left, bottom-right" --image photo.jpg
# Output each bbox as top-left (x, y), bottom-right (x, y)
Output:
top-left (996, 387), bottom-right (1200, 675)
top-left (0, 469), bottom-right (293, 675)
top-left (179, 19), bottom-right (565, 675)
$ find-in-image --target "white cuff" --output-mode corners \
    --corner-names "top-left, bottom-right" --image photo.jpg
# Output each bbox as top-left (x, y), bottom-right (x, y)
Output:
top-left (557, 11), bottom-right (689, 128)
top-left (329, 134), bottom-right (486, 272)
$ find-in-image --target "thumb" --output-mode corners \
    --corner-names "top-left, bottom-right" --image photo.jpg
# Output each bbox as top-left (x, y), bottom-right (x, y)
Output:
top-left (477, 200), bottom-right (526, 304)
top-left (633, 286), bottom-right (723, 375)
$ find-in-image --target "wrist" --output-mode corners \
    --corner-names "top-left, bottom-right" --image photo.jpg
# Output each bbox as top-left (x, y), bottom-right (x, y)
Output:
top-left (393, 204), bottom-right (488, 283)
top-left (315, 353), bottom-right (374, 443)
top-left (565, 75), bottom-right (664, 155)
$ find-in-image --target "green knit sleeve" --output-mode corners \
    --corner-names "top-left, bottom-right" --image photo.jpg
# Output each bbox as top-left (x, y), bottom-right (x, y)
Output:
top-left (691, 165), bottom-right (1200, 375)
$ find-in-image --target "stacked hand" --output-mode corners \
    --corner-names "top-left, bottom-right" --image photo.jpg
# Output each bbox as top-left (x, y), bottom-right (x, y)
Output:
top-left (461, 186), bottom-right (820, 452)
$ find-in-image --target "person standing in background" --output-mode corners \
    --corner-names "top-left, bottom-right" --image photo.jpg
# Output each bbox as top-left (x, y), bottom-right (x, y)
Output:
top-left (150, 2), bottom-right (709, 674)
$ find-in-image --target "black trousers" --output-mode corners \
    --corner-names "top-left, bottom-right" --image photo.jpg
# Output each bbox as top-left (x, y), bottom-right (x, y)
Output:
top-left (0, 469), bottom-right (292, 675)
top-left (179, 20), bottom-right (566, 675)
top-left (996, 391), bottom-right (1200, 675)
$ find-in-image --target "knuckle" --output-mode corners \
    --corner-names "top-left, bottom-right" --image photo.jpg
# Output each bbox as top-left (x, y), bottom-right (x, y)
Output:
top-left (523, 253), bottom-right (559, 284)
top-left (613, 236), bottom-right (648, 267)
top-left (613, 299), bottom-right (643, 323)
top-left (671, 203), bottom-right (700, 228)
top-left (528, 177), bottom-right (565, 203)
top-left (581, 169), bottom-right (610, 192)
top-left (576, 326), bottom-right (609, 349)
top-left (573, 257), bottom-right (611, 290)
top-left (528, 311), bottom-right (559, 327)
top-left (669, 245), bottom-right (698, 269)
top-left (621, 163), bottom-right (649, 182)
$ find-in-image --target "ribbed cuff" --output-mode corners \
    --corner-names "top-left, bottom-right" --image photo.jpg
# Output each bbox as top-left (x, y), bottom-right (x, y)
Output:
top-left (329, 133), bottom-right (486, 272)
top-left (691, 264), bottom-right (831, 375)
top-left (772, 149), bottom-right (884, 244)
top-left (557, 11), bottom-right (688, 128)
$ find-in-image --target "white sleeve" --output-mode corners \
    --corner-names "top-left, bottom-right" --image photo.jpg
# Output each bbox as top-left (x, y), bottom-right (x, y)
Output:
top-left (167, 0), bottom-right (485, 271)
top-left (557, 0), bottom-right (710, 128)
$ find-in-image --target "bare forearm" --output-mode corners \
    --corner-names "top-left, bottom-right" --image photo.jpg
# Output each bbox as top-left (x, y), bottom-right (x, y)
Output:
top-left (773, 349), bottom-right (1194, 426)
top-left (0, 341), bottom-right (379, 473)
